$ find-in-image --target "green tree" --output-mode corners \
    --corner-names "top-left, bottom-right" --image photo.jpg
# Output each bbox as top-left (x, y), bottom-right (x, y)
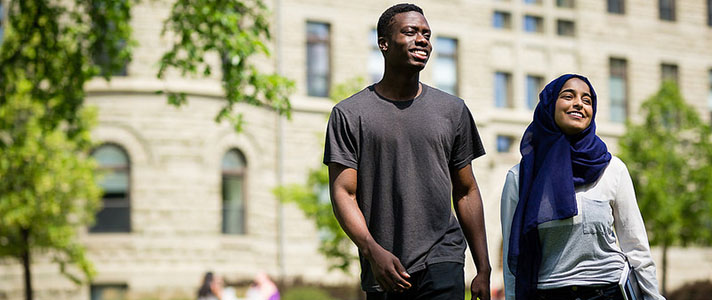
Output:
top-left (619, 81), bottom-right (712, 295)
top-left (0, 1), bottom-right (131, 299)
top-left (275, 78), bottom-right (366, 273)
top-left (157, 0), bottom-right (294, 131)
top-left (0, 0), bottom-right (293, 299)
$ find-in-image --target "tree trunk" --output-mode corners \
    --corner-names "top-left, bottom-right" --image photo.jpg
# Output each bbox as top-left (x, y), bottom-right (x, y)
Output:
top-left (21, 228), bottom-right (33, 300)
top-left (661, 242), bottom-right (668, 297)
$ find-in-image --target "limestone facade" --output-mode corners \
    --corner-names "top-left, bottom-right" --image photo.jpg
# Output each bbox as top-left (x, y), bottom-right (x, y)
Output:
top-left (1, 0), bottom-right (712, 299)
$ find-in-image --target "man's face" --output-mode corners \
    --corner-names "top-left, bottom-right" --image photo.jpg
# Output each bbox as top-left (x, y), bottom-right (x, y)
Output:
top-left (379, 11), bottom-right (432, 71)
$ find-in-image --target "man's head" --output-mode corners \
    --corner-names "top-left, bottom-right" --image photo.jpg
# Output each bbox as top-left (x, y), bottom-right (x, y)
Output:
top-left (377, 3), bottom-right (424, 39)
top-left (377, 3), bottom-right (431, 72)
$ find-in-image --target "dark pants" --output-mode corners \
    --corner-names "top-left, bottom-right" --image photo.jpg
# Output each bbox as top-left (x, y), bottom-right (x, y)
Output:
top-left (536, 283), bottom-right (624, 300)
top-left (366, 262), bottom-right (464, 300)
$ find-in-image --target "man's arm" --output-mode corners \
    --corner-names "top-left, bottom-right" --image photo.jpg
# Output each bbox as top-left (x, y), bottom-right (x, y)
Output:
top-left (451, 164), bottom-right (491, 300)
top-left (328, 163), bottom-right (411, 292)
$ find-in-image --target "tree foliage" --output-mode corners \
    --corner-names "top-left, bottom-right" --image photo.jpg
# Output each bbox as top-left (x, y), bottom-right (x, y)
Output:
top-left (275, 78), bottom-right (366, 272)
top-left (0, 0), bottom-right (131, 293)
top-left (157, 0), bottom-right (294, 131)
top-left (0, 78), bottom-right (102, 283)
top-left (619, 81), bottom-right (712, 293)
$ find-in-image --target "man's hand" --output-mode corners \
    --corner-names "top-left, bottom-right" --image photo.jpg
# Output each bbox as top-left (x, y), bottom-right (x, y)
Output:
top-left (366, 244), bottom-right (412, 293)
top-left (470, 271), bottom-right (491, 300)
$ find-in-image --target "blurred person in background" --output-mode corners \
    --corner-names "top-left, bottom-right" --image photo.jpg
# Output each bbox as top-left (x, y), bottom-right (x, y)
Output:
top-left (197, 271), bottom-right (224, 300)
top-left (245, 272), bottom-right (279, 300)
top-left (501, 74), bottom-right (664, 300)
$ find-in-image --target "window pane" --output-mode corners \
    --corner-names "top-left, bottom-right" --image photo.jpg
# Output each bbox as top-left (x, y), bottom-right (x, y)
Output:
top-left (369, 30), bottom-right (383, 83)
top-left (523, 0), bottom-right (541, 4)
top-left (434, 37), bottom-right (458, 95)
top-left (607, 0), bottom-right (625, 14)
top-left (0, 3), bottom-right (4, 45)
top-left (708, 0), bottom-right (712, 27)
top-left (659, 0), bottom-right (676, 21)
top-left (222, 176), bottom-right (245, 235)
top-left (307, 22), bottom-right (330, 97)
top-left (222, 149), bottom-right (246, 235)
top-left (526, 75), bottom-right (543, 110)
top-left (495, 72), bottom-right (512, 108)
top-left (222, 149), bottom-right (246, 170)
top-left (496, 135), bottom-right (514, 153)
top-left (93, 145), bottom-right (129, 167)
top-left (493, 11), bottom-right (512, 29)
top-left (91, 284), bottom-right (128, 300)
top-left (557, 20), bottom-right (575, 37)
top-left (708, 70), bottom-right (712, 123)
top-left (661, 63), bottom-right (678, 84)
top-left (91, 144), bottom-right (130, 233)
top-left (610, 58), bottom-right (628, 123)
top-left (557, 0), bottom-right (575, 8)
top-left (524, 15), bottom-right (543, 33)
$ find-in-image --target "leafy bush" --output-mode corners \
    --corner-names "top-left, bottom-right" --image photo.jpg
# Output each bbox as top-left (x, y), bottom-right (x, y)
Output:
top-left (282, 287), bottom-right (334, 300)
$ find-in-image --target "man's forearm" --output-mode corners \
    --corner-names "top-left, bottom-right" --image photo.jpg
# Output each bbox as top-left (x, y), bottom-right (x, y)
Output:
top-left (455, 191), bottom-right (492, 273)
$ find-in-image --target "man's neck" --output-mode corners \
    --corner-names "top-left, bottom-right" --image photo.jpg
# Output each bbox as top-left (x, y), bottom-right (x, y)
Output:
top-left (374, 69), bottom-right (422, 101)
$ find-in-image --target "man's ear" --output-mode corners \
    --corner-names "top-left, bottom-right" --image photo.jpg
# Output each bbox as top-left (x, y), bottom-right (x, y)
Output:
top-left (378, 36), bottom-right (388, 51)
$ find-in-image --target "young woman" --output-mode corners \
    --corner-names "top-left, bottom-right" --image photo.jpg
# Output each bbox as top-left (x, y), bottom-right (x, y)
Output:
top-left (501, 74), bottom-right (664, 300)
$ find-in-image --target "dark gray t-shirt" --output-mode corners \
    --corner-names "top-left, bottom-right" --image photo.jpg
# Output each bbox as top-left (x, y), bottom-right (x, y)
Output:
top-left (323, 84), bottom-right (485, 292)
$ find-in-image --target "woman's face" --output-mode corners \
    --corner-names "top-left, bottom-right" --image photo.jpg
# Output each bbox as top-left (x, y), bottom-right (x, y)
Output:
top-left (554, 78), bottom-right (593, 135)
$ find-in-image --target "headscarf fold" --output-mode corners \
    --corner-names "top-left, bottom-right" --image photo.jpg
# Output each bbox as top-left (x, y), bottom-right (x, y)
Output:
top-left (508, 74), bottom-right (612, 299)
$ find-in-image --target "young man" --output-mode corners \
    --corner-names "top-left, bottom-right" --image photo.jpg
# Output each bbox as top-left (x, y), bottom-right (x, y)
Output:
top-left (324, 3), bottom-right (491, 300)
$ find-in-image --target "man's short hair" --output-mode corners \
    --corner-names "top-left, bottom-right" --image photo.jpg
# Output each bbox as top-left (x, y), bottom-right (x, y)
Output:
top-left (377, 3), bottom-right (424, 39)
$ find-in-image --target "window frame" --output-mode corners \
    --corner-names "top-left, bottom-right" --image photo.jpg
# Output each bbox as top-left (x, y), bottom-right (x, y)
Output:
top-left (607, 0), bottom-right (625, 14)
top-left (494, 71), bottom-right (513, 108)
top-left (89, 143), bottom-right (131, 233)
top-left (221, 148), bottom-right (248, 235)
top-left (493, 11), bottom-right (512, 30)
top-left (659, 0), bottom-right (676, 21)
top-left (523, 15), bottom-right (544, 33)
top-left (556, 19), bottom-right (576, 37)
top-left (306, 21), bottom-right (332, 98)
top-left (609, 58), bottom-right (629, 123)
top-left (433, 36), bottom-right (459, 95)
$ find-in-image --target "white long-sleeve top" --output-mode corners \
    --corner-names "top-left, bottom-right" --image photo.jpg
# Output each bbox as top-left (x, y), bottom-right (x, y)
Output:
top-left (501, 156), bottom-right (664, 300)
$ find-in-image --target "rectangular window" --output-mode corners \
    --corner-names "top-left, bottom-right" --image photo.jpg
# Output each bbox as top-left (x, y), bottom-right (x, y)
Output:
top-left (526, 75), bottom-right (543, 110)
top-left (434, 37), bottom-right (458, 95)
top-left (661, 63), bottom-right (679, 84)
top-left (494, 72), bottom-right (513, 108)
top-left (497, 135), bottom-right (515, 153)
top-left (91, 284), bottom-right (128, 300)
top-left (557, 0), bottom-right (575, 8)
top-left (523, 0), bottom-right (542, 5)
top-left (708, 70), bottom-right (712, 124)
top-left (557, 20), bottom-right (576, 37)
top-left (708, 0), bottom-right (712, 27)
top-left (659, 0), bottom-right (676, 21)
top-left (607, 0), bottom-right (625, 14)
top-left (523, 15), bottom-right (544, 33)
top-left (493, 11), bottom-right (512, 29)
top-left (369, 29), bottom-right (383, 83)
top-left (610, 58), bottom-right (628, 123)
top-left (0, 3), bottom-right (4, 45)
top-left (306, 21), bottom-right (331, 97)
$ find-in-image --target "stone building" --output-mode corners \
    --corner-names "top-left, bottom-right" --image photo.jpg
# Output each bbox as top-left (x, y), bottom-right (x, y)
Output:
top-left (1, 0), bottom-right (712, 299)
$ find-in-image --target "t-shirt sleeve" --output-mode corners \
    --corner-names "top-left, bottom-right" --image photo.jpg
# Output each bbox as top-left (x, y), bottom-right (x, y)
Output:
top-left (323, 106), bottom-right (359, 169)
top-left (449, 104), bottom-right (485, 170)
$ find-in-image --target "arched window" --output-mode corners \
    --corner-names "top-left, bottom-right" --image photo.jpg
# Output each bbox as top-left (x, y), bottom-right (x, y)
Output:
top-left (90, 144), bottom-right (131, 233)
top-left (222, 149), bottom-right (246, 235)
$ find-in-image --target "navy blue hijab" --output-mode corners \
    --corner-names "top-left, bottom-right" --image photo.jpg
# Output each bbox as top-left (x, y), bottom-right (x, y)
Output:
top-left (508, 74), bottom-right (611, 299)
